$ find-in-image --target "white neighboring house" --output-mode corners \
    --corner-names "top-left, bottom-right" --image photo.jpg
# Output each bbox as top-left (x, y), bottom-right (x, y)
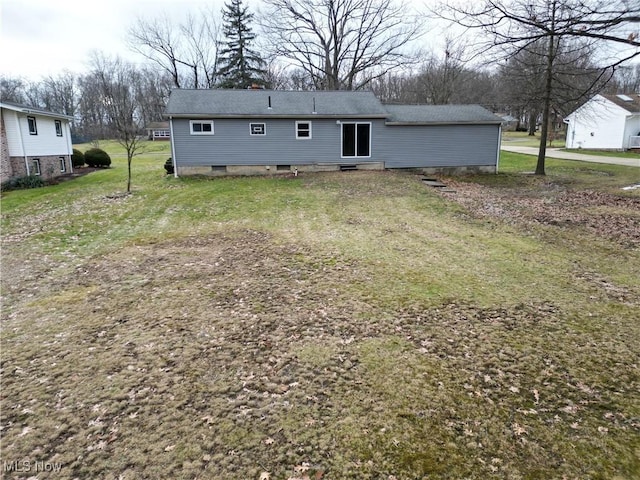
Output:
top-left (564, 93), bottom-right (640, 150)
top-left (1, 101), bottom-right (74, 182)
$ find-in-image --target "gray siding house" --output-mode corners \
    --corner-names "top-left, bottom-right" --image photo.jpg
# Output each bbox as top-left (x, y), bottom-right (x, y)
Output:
top-left (165, 89), bottom-right (502, 176)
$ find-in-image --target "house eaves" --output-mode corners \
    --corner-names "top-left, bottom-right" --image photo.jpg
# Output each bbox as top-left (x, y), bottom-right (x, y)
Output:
top-left (166, 113), bottom-right (388, 119)
top-left (385, 120), bottom-right (503, 126)
top-left (0, 101), bottom-right (74, 121)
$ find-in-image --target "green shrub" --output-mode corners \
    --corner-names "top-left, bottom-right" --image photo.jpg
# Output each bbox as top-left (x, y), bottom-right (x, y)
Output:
top-left (164, 158), bottom-right (174, 174)
top-left (72, 148), bottom-right (85, 167)
top-left (1, 175), bottom-right (46, 192)
top-left (84, 148), bottom-right (111, 168)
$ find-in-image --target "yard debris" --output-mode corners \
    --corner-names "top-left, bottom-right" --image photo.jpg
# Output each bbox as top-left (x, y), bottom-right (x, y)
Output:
top-left (439, 178), bottom-right (640, 247)
top-left (420, 176), bottom-right (456, 193)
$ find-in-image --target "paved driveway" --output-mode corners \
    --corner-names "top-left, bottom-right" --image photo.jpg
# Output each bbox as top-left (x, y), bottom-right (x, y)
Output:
top-left (501, 145), bottom-right (640, 168)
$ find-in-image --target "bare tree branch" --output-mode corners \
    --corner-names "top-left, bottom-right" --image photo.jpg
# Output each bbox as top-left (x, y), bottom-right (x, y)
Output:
top-left (260, 0), bottom-right (423, 90)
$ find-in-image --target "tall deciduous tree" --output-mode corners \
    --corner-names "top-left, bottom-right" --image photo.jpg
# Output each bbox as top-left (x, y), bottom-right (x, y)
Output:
top-left (128, 10), bottom-right (221, 89)
top-left (437, 0), bottom-right (640, 175)
top-left (216, 0), bottom-right (266, 88)
top-left (260, 0), bottom-right (422, 90)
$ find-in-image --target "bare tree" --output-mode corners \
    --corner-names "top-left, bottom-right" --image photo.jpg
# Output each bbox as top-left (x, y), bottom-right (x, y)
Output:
top-left (39, 72), bottom-right (77, 117)
top-left (606, 63), bottom-right (640, 93)
top-left (181, 11), bottom-right (222, 88)
top-left (437, 0), bottom-right (640, 175)
top-left (0, 76), bottom-right (28, 104)
top-left (260, 0), bottom-right (422, 90)
top-left (90, 53), bottom-right (145, 193)
top-left (127, 10), bottom-right (221, 89)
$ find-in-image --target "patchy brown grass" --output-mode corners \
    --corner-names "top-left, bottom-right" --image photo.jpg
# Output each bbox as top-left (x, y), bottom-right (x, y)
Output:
top-left (441, 176), bottom-right (640, 249)
top-left (1, 161), bottom-right (639, 479)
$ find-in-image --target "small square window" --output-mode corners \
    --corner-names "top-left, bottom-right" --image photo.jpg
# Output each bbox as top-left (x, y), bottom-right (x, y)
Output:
top-left (190, 120), bottom-right (214, 135)
top-left (250, 123), bottom-right (266, 135)
top-left (60, 157), bottom-right (66, 173)
top-left (55, 120), bottom-right (63, 137)
top-left (27, 116), bottom-right (38, 135)
top-left (31, 159), bottom-right (41, 176)
top-left (296, 121), bottom-right (311, 139)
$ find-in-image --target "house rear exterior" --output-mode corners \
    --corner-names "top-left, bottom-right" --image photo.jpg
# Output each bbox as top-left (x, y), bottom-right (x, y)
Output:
top-left (1, 101), bottom-right (74, 181)
top-left (165, 89), bottom-right (502, 176)
top-left (565, 94), bottom-right (640, 150)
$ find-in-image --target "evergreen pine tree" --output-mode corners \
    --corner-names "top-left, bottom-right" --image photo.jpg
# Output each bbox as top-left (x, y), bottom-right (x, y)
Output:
top-left (216, 0), bottom-right (267, 89)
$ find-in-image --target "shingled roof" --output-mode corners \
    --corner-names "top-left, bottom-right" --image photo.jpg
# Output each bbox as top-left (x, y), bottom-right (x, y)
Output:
top-left (383, 104), bottom-right (502, 125)
top-left (601, 93), bottom-right (640, 113)
top-left (165, 89), bottom-right (389, 118)
top-left (164, 89), bottom-right (503, 124)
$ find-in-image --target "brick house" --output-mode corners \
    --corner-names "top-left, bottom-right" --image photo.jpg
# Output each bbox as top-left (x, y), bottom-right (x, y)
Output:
top-left (1, 101), bottom-right (74, 182)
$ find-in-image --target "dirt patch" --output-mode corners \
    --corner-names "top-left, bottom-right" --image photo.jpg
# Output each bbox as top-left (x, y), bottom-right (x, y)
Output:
top-left (439, 178), bottom-right (640, 247)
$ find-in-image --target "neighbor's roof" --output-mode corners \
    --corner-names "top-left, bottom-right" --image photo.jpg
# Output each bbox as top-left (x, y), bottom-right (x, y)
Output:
top-left (165, 89), bottom-right (389, 118)
top-left (146, 121), bottom-right (170, 129)
top-left (383, 104), bottom-right (503, 125)
top-left (0, 101), bottom-right (74, 120)
top-left (601, 93), bottom-right (640, 113)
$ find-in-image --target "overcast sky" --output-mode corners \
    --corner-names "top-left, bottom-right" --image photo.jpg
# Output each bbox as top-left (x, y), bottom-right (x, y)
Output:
top-left (1, 0), bottom-right (443, 81)
top-left (0, 0), bottom-right (256, 80)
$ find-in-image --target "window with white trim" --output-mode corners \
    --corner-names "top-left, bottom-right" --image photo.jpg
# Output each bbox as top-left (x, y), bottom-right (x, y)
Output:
top-left (55, 120), bottom-right (63, 136)
top-left (60, 157), bottom-right (66, 173)
top-left (250, 123), bottom-right (266, 135)
top-left (190, 120), bottom-right (214, 135)
top-left (153, 129), bottom-right (170, 139)
top-left (32, 159), bottom-right (41, 176)
top-left (27, 116), bottom-right (38, 135)
top-left (296, 121), bottom-right (312, 139)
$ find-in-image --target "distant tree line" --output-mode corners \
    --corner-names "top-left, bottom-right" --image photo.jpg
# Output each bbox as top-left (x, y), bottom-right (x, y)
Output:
top-left (1, 0), bottom-right (638, 173)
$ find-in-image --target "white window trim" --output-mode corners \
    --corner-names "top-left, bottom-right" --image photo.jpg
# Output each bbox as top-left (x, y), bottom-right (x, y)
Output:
top-left (60, 156), bottom-right (66, 173)
top-left (190, 120), bottom-right (215, 135)
top-left (27, 116), bottom-right (38, 135)
top-left (32, 159), bottom-right (41, 176)
top-left (295, 121), bottom-right (312, 140)
top-left (340, 122), bottom-right (372, 159)
top-left (250, 122), bottom-right (266, 136)
top-left (55, 120), bottom-right (63, 137)
top-left (153, 130), bottom-right (170, 138)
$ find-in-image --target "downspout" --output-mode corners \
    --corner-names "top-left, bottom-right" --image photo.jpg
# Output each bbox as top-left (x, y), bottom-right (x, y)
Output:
top-left (16, 113), bottom-right (30, 175)
top-left (496, 124), bottom-right (502, 173)
top-left (169, 116), bottom-right (178, 178)
top-left (66, 120), bottom-right (73, 173)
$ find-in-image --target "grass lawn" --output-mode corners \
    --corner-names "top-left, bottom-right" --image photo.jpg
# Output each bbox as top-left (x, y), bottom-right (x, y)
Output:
top-left (502, 130), bottom-right (566, 148)
top-left (562, 148), bottom-right (640, 159)
top-left (1, 148), bottom-right (639, 479)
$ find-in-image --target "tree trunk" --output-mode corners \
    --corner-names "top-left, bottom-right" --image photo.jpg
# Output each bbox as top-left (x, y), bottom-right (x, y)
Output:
top-left (536, 19), bottom-right (557, 176)
top-left (127, 156), bottom-right (132, 193)
top-left (528, 110), bottom-right (537, 136)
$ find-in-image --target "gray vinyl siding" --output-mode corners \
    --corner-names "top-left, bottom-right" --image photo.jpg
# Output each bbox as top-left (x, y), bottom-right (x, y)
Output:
top-left (171, 118), bottom-right (387, 166)
top-left (379, 124), bottom-right (499, 168)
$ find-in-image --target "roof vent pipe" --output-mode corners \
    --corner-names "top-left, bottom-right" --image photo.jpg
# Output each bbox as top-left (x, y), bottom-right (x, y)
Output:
top-left (268, 96), bottom-right (272, 109)
top-left (312, 97), bottom-right (317, 114)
